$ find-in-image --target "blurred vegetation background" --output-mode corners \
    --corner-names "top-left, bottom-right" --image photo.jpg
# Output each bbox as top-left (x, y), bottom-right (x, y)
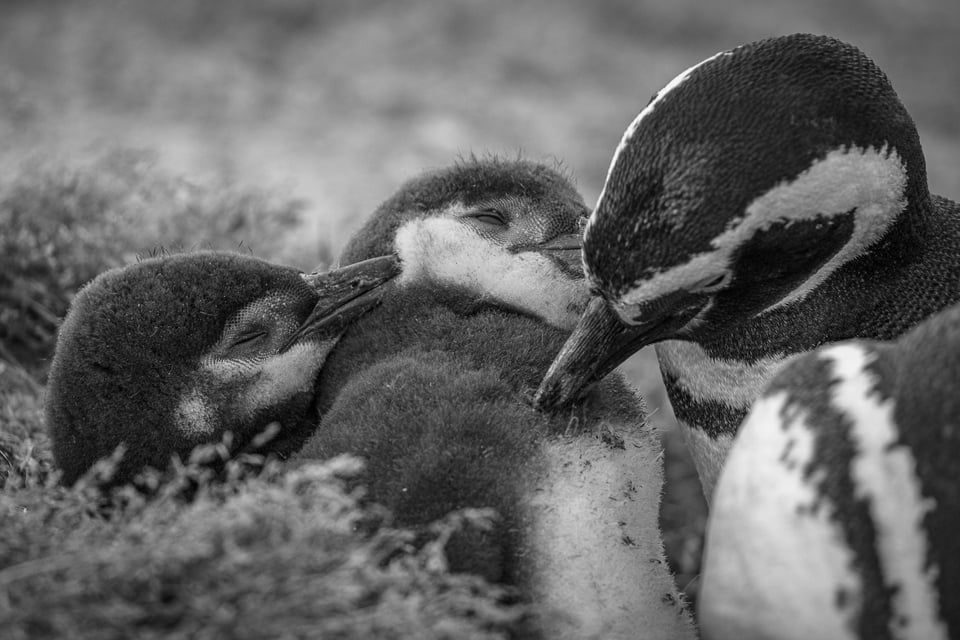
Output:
top-left (2, 0), bottom-right (959, 614)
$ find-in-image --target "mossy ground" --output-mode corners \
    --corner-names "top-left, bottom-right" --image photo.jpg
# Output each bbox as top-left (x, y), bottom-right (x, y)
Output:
top-left (1, 432), bottom-right (527, 640)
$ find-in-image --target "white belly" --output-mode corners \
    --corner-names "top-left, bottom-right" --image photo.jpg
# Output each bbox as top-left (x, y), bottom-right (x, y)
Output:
top-left (524, 425), bottom-right (697, 639)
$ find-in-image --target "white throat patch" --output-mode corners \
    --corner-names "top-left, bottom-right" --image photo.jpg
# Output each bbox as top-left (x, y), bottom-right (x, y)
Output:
top-left (656, 339), bottom-right (796, 499)
top-left (393, 214), bottom-right (588, 329)
top-left (656, 340), bottom-right (793, 409)
top-left (614, 145), bottom-right (907, 310)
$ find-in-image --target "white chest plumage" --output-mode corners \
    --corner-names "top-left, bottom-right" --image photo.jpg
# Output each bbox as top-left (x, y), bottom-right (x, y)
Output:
top-left (526, 426), bottom-right (697, 640)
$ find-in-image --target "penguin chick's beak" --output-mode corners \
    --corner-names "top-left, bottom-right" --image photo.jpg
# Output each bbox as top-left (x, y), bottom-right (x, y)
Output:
top-left (280, 254), bottom-right (402, 353)
top-left (534, 232), bottom-right (584, 277)
top-left (534, 295), bottom-right (677, 411)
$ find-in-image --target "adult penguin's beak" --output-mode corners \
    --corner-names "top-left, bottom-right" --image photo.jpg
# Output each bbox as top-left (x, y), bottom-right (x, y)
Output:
top-left (534, 294), bottom-right (683, 411)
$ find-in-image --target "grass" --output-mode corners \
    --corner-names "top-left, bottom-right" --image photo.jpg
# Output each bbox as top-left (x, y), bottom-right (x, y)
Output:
top-left (1, 0), bottom-right (959, 631)
top-left (1, 434), bottom-right (528, 639)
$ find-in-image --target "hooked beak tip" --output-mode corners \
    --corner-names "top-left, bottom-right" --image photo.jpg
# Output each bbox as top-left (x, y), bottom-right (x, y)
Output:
top-left (534, 294), bottom-right (665, 412)
top-left (534, 296), bottom-right (618, 412)
top-left (533, 370), bottom-right (582, 412)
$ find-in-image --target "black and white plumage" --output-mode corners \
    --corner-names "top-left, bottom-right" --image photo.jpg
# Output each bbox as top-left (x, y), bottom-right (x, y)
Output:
top-left (700, 303), bottom-right (960, 640)
top-left (536, 34), bottom-right (960, 499)
top-left (45, 251), bottom-right (399, 486)
top-left (295, 158), bottom-right (696, 639)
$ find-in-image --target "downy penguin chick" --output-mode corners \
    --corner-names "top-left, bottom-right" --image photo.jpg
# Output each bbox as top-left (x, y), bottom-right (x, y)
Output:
top-left (536, 34), bottom-right (960, 500)
top-left (297, 158), bottom-right (697, 640)
top-left (46, 250), bottom-right (398, 486)
top-left (700, 303), bottom-right (960, 640)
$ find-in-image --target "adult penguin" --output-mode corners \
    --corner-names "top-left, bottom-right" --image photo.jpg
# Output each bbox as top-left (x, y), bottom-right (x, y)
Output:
top-left (536, 34), bottom-right (960, 500)
top-left (701, 302), bottom-right (960, 640)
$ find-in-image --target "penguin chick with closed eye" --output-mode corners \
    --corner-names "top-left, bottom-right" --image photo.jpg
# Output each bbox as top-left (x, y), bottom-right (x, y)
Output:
top-left (45, 251), bottom-right (399, 486)
top-left (296, 157), bottom-right (697, 640)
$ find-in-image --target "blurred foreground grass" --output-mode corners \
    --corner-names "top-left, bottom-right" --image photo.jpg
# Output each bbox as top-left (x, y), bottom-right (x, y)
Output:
top-left (2, 0), bottom-right (959, 630)
top-left (1, 427), bottom-right (527, 639)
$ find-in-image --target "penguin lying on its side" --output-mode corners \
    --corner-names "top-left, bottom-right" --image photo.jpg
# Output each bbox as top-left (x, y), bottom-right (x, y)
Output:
top-left (700, 303), bottom-right (960, 640)
top-left (45, 251), bottom-right (399, 486)
top-left (296, 158), bottom-right (697, 640)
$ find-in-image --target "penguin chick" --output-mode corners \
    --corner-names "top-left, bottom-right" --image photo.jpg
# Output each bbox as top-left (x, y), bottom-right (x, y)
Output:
top-left (699, 303), bottom-right (960, 640)
top-left (46, 251), bottom-right (398, 486)
top-left (342, 155), bottom-right (589, 330)
top-left (536, 34), bottom-right (960, 499)
top-left (297, 158), bottom-right (697, 640)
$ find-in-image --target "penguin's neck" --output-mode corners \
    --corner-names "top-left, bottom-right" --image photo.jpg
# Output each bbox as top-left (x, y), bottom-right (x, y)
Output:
top-left (659, 193), bottom-right (960, 500)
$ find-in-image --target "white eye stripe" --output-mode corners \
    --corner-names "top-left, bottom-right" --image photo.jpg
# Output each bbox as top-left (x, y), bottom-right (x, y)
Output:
top-left (614, 145), bottom-right (907, 309)
top-left (620, 251), bottom-right (729, 306)
top-left (759, 147), bottom-right (906, 312)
